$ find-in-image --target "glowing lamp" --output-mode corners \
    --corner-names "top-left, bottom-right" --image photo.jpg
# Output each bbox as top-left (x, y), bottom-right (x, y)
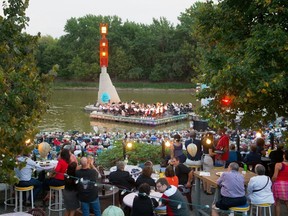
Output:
top-left (100, 23), bottom-right (108, 35)
top-left (221, 96), bottom-right (232, 106)
top-left (256, 132), bottom-right (261, 138)
top-left (165, 141), bottom-right (171, 147)
top-left (206, 138), bottom-right (212, 145)
top-left (126, 142), bottom-right (132, 149)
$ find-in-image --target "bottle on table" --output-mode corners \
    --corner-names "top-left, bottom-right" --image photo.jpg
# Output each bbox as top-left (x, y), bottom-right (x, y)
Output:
top-left (243, 164), bottom-right (247, 172)
top-left (102, 185), bottom-right (106, 195)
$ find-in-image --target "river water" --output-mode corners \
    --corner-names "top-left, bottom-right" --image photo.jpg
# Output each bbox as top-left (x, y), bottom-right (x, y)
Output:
top-left (38, 89), bottom-right (197, 133)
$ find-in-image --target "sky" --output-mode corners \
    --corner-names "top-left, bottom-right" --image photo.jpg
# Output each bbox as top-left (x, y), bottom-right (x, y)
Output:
top-left (19, 0), bottom-right (201, 38)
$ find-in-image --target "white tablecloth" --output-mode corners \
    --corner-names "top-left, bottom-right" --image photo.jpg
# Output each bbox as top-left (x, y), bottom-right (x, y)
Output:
top-left (0, 213), bottom-right (32, 216)
top-left (110, 165), bottom-right (142, 176)
top-left (36, 159), bottom-right (58, 171)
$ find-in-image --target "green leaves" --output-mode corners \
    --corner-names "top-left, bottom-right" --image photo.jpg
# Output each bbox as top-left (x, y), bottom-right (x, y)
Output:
top-left (0, 0), bottom-right (53, 184)
top-left (188, 0), bottom-right (288, 129)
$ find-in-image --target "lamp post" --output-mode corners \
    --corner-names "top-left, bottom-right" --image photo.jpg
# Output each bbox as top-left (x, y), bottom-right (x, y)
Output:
top-left (122, 140), bottom-right (133, 160)
top-left (161, 140), bottom-right (171, 159)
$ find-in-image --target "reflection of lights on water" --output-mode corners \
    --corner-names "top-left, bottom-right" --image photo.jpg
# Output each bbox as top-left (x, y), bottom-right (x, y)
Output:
top-left (165, 141), bottom-right (171, 147)
top-left (256, 132), bottom-right (261, 138)
top-left (126, 142), bottom-right (132, 149)
top-left (206, 138), bottom-right (212, 145)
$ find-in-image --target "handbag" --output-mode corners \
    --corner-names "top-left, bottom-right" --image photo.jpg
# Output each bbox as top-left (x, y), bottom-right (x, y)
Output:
top-left (252, 176), bottom-right (269, 193)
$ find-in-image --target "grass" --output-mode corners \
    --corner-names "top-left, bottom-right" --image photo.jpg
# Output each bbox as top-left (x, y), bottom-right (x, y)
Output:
top-left (52, 80), bottom-right (194, 89)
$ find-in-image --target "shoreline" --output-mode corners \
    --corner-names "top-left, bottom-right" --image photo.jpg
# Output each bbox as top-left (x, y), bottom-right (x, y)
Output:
top-left (53, 87), bottom-right (195, 92)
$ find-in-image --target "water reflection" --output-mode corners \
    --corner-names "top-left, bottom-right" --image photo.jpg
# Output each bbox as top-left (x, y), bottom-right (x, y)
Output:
top-left (38, 89), bottom-right (197, 133)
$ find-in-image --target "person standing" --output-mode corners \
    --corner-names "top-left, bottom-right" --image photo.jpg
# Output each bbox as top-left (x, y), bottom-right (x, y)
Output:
top-left (214, 128), bottom-right (230, 167)
top-left (211, 162), bottom-right (246, 216)
top-left (63, 162), bottom-right (80, 216)
top-left (170, 134), bottom-right (186, 164)
top-left (76, 157), bottom-right (101, 216)
top-left (272, 150), bottom-right (288, 216)
top-left (156, 178), bottom-right (190, 216)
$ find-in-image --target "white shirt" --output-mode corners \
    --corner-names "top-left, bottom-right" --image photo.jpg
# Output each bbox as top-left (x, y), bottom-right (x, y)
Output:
top-left (14, 156), bottom-right (42, 181)
top-left (247, 175), bottom-right (274, 204)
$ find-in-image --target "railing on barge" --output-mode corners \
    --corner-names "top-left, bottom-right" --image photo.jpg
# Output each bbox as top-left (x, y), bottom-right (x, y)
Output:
top-left (90, 112), bottom-right (188, 126)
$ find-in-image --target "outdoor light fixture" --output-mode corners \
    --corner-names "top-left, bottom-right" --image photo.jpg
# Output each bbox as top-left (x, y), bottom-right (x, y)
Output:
top-left (127, 142), bottom-right (132, 149)
top-left (123, 140), bottom-right (133, 160)
top-left (256, 132), bottom-right (262, 138)
top-left (206, 138), bottom-right (212, 145)
top-left (25, 139), bottom-right (31, 145)
top-left (161, 140), bottom-right (171, 159)
top-left (165, 141), bottom-right (171, 147)
top-left (100, 23), bottom-right (108, 35)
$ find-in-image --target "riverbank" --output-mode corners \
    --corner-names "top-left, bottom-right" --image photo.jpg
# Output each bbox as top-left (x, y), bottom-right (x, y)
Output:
top-left (52, 80), bottom-right (195, 91)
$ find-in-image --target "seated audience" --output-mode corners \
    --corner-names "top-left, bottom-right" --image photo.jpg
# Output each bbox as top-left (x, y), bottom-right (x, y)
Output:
top-left (243, 144), bottom-right (261, 169)
top-left (247, 164), bottom-right (274, 205)
top-left (43, 148), bottom-right (70, 203)
top-left (131, 183), bottom-right (158, 216)
top-left (225, 144), bottom-right (241, 168)
top-left (165, 165), bottom-right (179, 187)
top-left (14, 154), bottom-right (43, 204)
top-left (156, 178), bottom-right (190, 215)
top-left (212, 162), bottom-right (247, 216)
top-left (109, 161), bottom-right (135, 191)
top-left (255, 137), bottom-right (266, 156)
top-left (135, 165), bottom-right (156, 189)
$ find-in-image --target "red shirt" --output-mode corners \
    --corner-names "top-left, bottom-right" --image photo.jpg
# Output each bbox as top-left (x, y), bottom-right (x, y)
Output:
top-left (166, 176), bottom-right (179, 187)
top-left (216, 134), bottom-right (229, 161)
top-left (277, 163), bottom-right (288, 182)
top-left (54, 158), bottom-right (68, 180)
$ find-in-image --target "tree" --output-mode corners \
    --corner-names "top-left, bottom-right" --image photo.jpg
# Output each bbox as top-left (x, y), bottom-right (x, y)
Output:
top-left (189, 0), bottom-right (288, 128)
top-left (0, 0), bottom-right (54, 183)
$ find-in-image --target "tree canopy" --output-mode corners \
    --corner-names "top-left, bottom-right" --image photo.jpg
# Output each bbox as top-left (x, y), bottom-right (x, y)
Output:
top-left (0, 0), bottom-right (54, 183)
top-left (189, 0), bottom-right (288, 128)
top-left (36, 15), bottom-right (197, 82)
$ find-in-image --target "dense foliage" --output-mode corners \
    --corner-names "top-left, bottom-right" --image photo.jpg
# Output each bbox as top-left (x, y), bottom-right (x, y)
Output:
top-left (0, 0), bottom-right (53, 183)
top-left (97, 140), bottom-right (167, 168)
top-left (36, 15), bottom-right (198, 83)
top-left (189, 0), bottom-right (288, 128)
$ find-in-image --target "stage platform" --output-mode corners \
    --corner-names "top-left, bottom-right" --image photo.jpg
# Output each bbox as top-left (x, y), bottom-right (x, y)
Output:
top-left (89, 112), bottom-right (188, 126)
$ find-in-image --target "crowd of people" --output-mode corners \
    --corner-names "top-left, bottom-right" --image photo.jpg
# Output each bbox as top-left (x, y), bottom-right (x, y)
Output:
top-left (13, 117), bottom-right (288, 216)
top-left (92, 101), bottom-right (194, 118)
